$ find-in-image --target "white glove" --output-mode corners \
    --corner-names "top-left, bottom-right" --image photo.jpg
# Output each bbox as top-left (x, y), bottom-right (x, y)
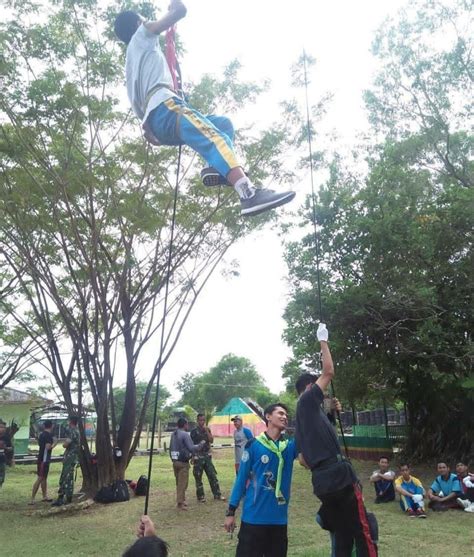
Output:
top-left (317, 323), bottom-right (329, 342)
top-left (463, 477), bottom-right (474, 488)
top-left (412, 494), bottom-right (423, 504)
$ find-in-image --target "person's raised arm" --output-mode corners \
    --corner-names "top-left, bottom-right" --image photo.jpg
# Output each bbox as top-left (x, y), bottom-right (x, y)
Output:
top-left (315, 324), bottom-right (335, 393)
top-left (144, 0), bottom-right (187, 36)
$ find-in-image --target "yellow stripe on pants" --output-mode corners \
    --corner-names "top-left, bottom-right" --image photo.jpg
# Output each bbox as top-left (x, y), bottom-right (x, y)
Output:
top-left (164, 98), bottom-right (239, 170)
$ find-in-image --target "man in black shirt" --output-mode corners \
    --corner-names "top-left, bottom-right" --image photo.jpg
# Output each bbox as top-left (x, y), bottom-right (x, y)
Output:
top-left (295, 324), bottom-right (377, 557)
top-left (30, 419), bottom-right (56, 504)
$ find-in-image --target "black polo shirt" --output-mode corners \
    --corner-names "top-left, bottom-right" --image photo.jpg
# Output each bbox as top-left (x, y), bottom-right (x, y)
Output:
top-left (296, 383), bottom-right (356, 496)
top-left (38, 431), bottom-right (54, 463)
top-left (296, 383), bottom-right (341, 468)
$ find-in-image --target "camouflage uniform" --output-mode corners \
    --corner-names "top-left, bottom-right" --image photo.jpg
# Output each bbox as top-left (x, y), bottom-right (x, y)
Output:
top-left (190, 426), bottom-right (222, 500)
top-left (57, 426), bottom-right (80, 503)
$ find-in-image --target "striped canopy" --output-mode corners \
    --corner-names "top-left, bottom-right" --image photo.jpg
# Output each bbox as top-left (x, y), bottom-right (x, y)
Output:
top-left (208, 397), bottom-right (265, 437)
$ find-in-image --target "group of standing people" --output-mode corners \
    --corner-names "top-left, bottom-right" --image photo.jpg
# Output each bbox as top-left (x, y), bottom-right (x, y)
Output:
top-left (1, 415), bottom-right (80, 507)
top-left (30, 416), bottom-right (80, 507)
top-left (167, 324), bottom-right (376, 556)
top-left (224, 323), bottom-right (378, 557)
top-left (169, 413), bottom-right (225, 510)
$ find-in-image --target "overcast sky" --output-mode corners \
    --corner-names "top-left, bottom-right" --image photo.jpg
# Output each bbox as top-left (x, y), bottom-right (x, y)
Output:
top-left (133, 0), bottom-right (409, 400)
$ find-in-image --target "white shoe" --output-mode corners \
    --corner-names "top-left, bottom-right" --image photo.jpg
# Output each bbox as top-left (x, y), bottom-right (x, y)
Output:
top-left (464, 503), bottom-right (474, 512)
top-left (457, 497), bottom-right (470, 509)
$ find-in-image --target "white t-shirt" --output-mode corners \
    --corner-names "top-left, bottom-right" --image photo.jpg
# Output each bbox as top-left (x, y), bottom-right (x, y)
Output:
top-left (126, 24), bottom-right (176, 123)
top-left (370, 469), bottom-right (396, 481)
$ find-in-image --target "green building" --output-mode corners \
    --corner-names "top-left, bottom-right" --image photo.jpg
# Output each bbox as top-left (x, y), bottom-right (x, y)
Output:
top-left (0, 387), bottom-right (48, 455)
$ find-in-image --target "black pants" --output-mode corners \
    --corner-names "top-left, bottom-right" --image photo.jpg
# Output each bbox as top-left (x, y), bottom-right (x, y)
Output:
top-left (317, 483), bottom-right (377, 557)
top-left (459, 487), bottom-right (474, 503)
top-left (375, 490), bottom-right (395, 503)
top-left (236, 521), bottom-right (288, 557)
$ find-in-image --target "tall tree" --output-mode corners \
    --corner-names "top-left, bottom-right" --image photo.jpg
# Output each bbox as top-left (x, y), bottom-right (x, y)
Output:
top-left (0, 0), bottom-right (298, 490)
top-left (282, 0), bottom-right (473, 460)
top-left (113, 382), bottom-right (171, 427)
top-left (176, 354), bottom-right (275, 412)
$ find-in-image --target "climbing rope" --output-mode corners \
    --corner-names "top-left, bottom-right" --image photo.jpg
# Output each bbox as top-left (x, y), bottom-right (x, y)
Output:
top-left (302, 51), bottom-right (349, 458)
top-left (144, 25), bottom-right (183, 515)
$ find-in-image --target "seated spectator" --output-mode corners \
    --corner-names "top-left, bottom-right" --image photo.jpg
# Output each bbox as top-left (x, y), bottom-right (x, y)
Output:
top-left (427, 462), bottom-right (462, 511)
top-left (455, 461), bottom-right (474, 512)
top-left (394, 463), bottom-right (426, 518)
top-left (370, 456), bottom-right (396, 503)
top-left (123, 515), bottom-right (169, 557)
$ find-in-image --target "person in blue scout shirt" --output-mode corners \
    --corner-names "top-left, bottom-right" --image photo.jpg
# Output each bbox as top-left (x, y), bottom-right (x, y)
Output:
top-left (427, 462), bottom-right (462, 511)
top-left (224, 403), bottom-right (297, 557)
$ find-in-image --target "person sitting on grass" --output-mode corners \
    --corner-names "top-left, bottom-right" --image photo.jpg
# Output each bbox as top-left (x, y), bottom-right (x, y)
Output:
top-left (455, 461), bottom-right (474, 512)
top-left (427, 462), bottom-right (462, 511)
top-left (394, 463), bottom-right (426, 518)
top-left (369, 457), bottom-right (396, 504)
top-left (123, 515), bottom-right (169, 557)
top-left (113, 1), bottom-right (295, 218)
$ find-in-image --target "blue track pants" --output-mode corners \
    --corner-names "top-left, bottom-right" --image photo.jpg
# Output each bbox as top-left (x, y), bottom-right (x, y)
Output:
top-left (147, 97), bottom-right (239, 178)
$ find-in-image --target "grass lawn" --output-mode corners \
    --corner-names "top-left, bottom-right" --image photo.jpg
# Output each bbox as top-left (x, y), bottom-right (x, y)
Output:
top-left (1, 448), bottom-right (471, 556)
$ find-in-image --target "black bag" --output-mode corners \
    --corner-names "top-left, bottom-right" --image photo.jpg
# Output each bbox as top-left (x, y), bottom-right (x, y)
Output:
top-left (94, 480), bottom-right (130, 504)
top-left (135, 475), bottom-right (148, 496)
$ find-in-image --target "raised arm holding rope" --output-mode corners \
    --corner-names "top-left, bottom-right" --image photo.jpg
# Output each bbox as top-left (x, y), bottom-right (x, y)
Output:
top-left (295, 324), bottom-right (378, 557)
top-left (114, 1), bottom-right (295, 217)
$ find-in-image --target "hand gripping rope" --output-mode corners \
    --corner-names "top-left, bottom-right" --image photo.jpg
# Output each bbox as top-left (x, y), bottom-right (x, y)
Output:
top-left (302, 51), bottom-right (349, 458)
top-left (144, 25), bottom-right (183, 515)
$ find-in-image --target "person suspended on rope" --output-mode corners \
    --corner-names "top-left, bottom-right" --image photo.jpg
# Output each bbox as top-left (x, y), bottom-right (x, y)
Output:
top-left (295, 324), bottom-right (378, 557)
top-left (113, 1), bottom-right (295, 217)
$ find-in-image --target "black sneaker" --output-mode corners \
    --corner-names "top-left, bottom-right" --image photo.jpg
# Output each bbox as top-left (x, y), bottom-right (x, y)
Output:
top-left (51, 498), bottom-right (65, 507)
top-left (201, 167), bottom-right (230, 187)
top-left (240, 189), bottom-right (295, 217)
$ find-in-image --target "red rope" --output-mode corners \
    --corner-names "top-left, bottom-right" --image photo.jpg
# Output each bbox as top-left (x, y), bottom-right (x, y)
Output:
top-left (165, 26), bottom-right (180, 91)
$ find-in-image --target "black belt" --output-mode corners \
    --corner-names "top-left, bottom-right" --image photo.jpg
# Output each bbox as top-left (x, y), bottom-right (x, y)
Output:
top-left (311, 454), bottom-right (347, 471)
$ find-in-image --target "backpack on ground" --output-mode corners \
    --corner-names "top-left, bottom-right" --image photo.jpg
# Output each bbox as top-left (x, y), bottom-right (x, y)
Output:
top-left (135, 475), bottom-right (148, 496)
top-left (94, 479), bottom-right (130, 504)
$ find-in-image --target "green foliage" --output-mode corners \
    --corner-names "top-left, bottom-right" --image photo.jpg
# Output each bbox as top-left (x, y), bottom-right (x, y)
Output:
top-left (176, 354), bottom-right (277, 412)
top-left (113, 382), bottom-right (171, 426)
top-left (282, 0), bottom-right (473, 460)
top-left (0, 0), bottom-right (299, 482)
